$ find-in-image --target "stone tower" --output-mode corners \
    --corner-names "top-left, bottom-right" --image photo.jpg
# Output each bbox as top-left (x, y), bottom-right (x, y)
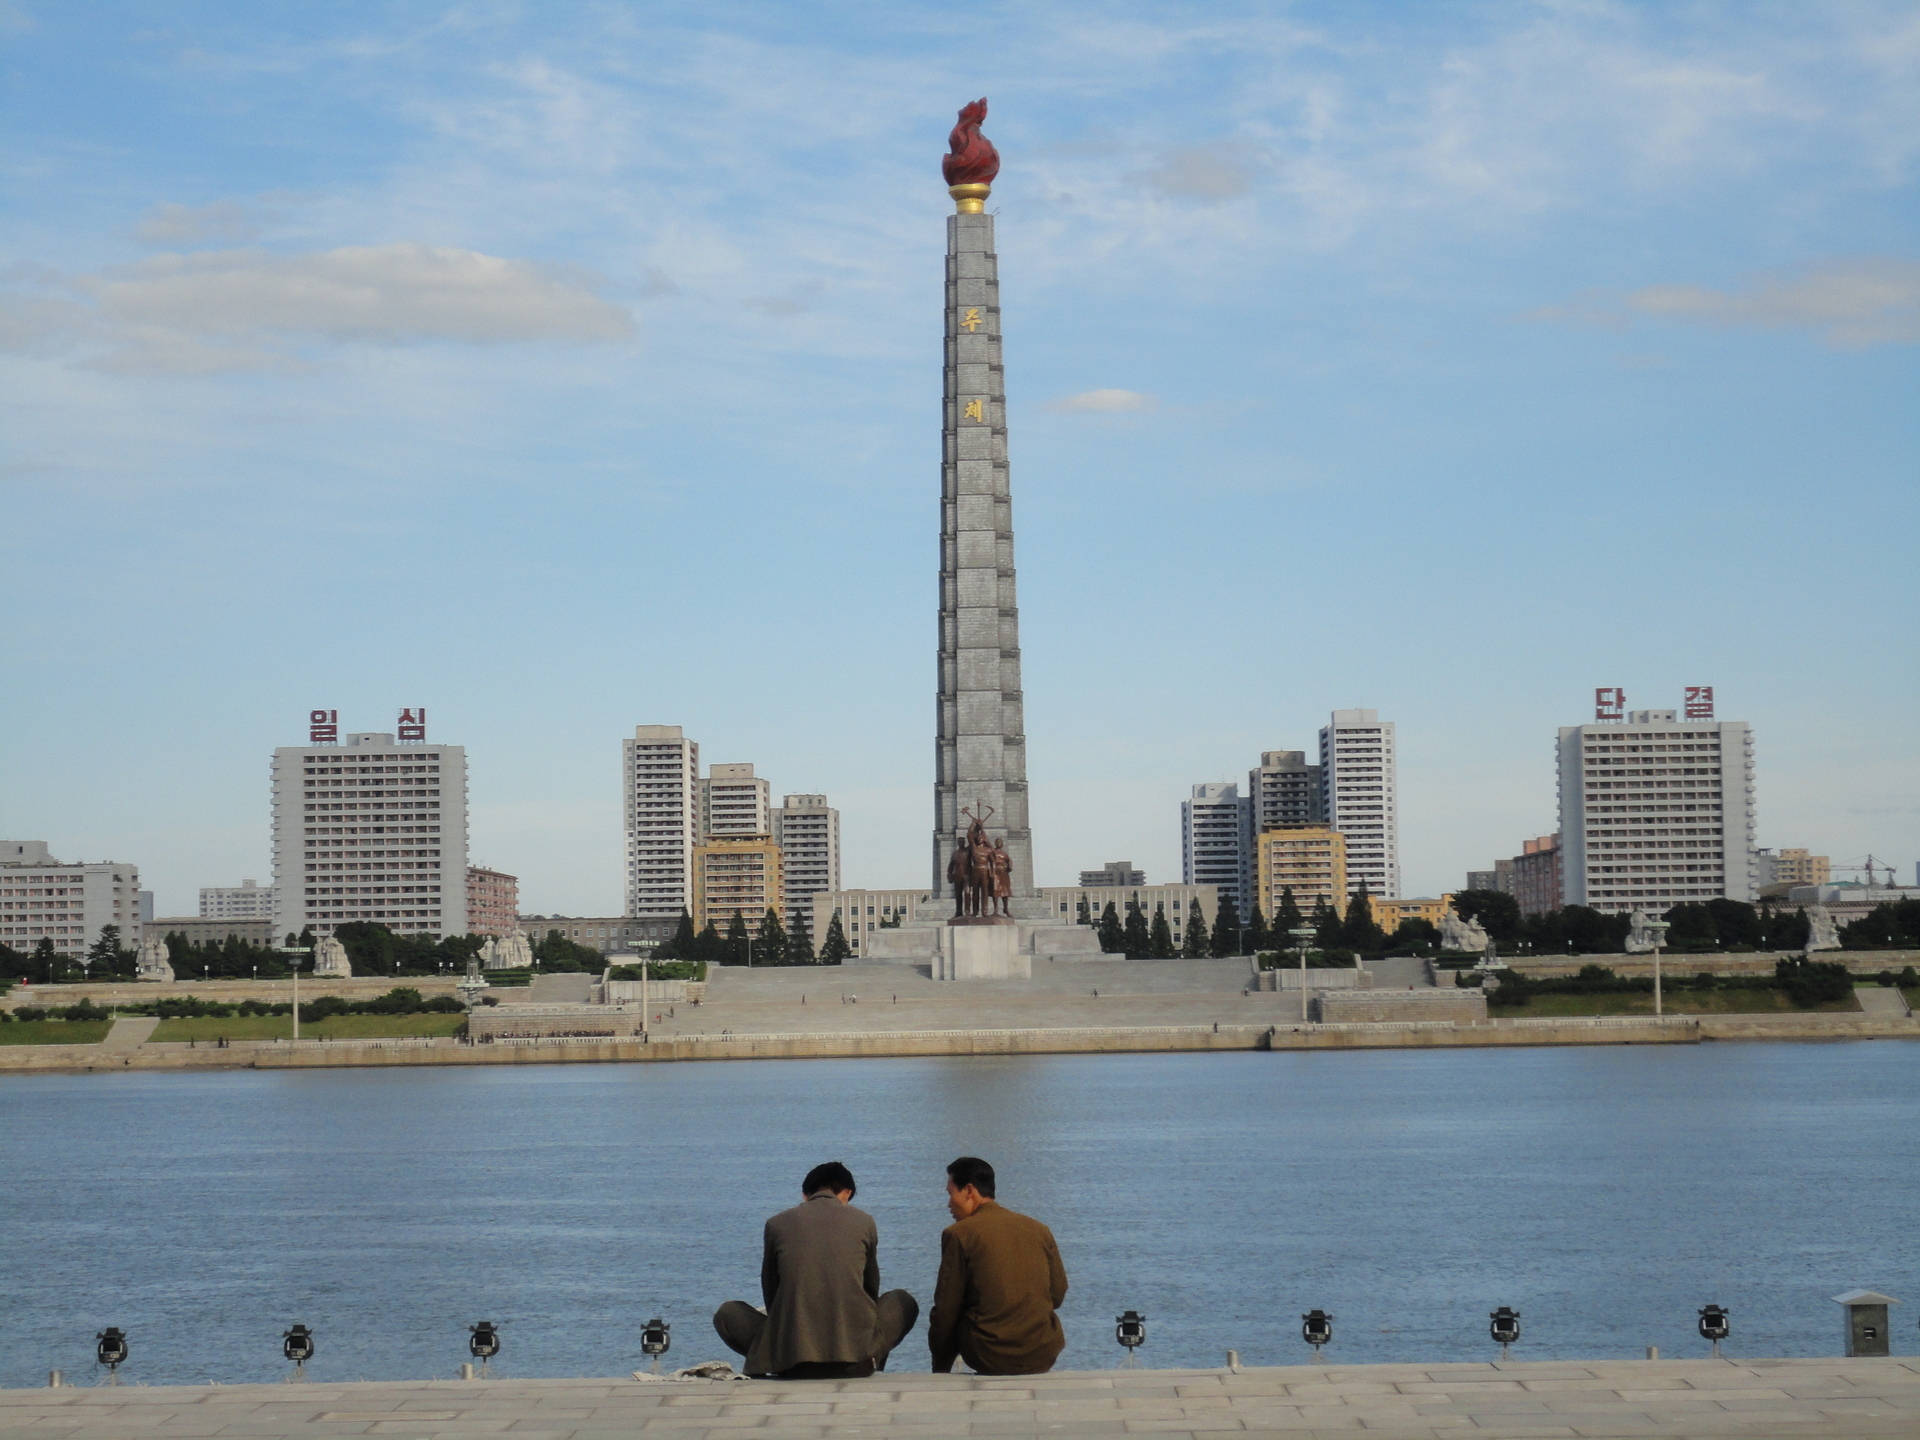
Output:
top-left (933, 99), bottom-right (1034, 898)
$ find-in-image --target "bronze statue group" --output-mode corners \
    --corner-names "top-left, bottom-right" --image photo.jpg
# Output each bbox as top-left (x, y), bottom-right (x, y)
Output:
top-left (947, 806), bottom-right (1012, 918)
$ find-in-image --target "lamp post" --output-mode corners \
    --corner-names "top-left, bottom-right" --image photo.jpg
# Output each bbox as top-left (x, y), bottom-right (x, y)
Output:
top-left (640, 955), bottom-right (650, 1040)
top-left (1647, 917), bottom-right (1670, 1016)
top-left (289, 944), bottom-right (310, 1040)
top-left (1290, 925), bottom-right (1316, 1023)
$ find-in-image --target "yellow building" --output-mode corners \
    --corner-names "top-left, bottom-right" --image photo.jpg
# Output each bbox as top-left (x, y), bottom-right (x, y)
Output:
top-left (1255, 827), bottom-right (1347, 919)
top-left (691, 836), bottom-right (784, 932)
top-left (1773, 849), bottom-right (1829, 886)
top-left (1368, 895), bottom-right (1454, 933)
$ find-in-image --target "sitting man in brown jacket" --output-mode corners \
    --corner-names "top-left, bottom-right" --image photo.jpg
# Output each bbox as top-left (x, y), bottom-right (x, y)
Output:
top-left (928, 1155), bottom-right (1069, 1375)
top-left (713, 1161), bottom-right (919, 1379)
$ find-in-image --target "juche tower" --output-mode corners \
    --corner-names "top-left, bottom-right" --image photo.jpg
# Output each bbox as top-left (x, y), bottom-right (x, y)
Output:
top-left (932, 98), bottom-right (1035, 898)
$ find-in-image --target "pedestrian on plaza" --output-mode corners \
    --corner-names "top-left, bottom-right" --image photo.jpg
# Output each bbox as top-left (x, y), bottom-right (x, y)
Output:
top-left (712, 1161), bottom-right (919, 1379)
top-left (928, 1156), bottom-right (1068, 1375)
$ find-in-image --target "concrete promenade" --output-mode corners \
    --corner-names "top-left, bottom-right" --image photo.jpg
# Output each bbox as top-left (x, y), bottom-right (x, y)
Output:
top-left (6, 1358), bottom-right (1918, 1438)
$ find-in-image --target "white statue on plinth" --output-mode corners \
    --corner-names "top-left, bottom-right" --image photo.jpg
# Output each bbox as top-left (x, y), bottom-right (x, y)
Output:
top-left (1804, 905), bottom-right (1841, 954)
top-left (1439, 908), bottom-right (1488, 953)
top-left (486, 932), bottom-right (531, 970)
top-left (135, 933), bottom-right (174, 983)
top-left (311, 936), bottom-right (352, 977)
top-left (1625, 911), bottom-right (1659, 954)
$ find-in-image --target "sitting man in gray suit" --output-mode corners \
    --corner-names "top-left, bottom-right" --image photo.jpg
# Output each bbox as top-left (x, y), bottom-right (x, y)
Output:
top-left (713, 1161), bottom-right (919, 1379)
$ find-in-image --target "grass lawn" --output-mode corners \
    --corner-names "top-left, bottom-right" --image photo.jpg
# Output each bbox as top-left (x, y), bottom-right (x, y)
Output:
top-left (1493, 989), bottom-right (1862, 1018)
top-left (0, 1020), bottom-right (113, 1045)
top-left (1901, 987), bottom-right (1920, 1012)
top-left (151, 1014), bottom-right (466, 1042)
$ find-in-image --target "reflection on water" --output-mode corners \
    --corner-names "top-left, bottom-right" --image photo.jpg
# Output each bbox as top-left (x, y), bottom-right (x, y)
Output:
top-left (2, 1042), bottom-right (1915, 1385)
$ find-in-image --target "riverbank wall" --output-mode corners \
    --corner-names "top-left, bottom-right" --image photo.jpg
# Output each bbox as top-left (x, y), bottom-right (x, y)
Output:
top-left (3, 1009), bottom-right (1914, 1075)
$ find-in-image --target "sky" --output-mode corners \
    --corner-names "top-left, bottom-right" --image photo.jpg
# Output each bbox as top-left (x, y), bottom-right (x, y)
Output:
top-left (2, 1), bottom-right (1916, 917)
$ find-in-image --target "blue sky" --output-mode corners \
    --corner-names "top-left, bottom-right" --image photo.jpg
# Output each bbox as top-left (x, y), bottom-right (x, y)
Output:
top-left (3, 1), bottom-right (1916, 916)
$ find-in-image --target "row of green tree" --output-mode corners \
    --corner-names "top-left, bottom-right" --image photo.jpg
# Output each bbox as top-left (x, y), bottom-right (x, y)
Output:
top-left (653, 909), bottom-right (851, 965)
top-left (1837, 899), bottom-right (1920, 950)
top-left (1091, 890), bottom-right (1436, 959)
top-left (1470, 958), bottom-right (1858, 1009)
top-left (1451, 890), bottom-right (1821, 954)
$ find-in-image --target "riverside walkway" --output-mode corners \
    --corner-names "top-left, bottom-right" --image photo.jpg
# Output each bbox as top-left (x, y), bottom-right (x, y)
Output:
top-left (5, 1358), bottom-right (1918, 1438)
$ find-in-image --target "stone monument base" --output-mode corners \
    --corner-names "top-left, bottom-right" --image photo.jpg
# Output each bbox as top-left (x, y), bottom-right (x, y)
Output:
top-left (936, 922), bottom-right (1030, 981)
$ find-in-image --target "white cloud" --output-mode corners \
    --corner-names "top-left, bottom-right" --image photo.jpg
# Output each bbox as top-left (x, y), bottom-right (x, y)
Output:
top-left (1044, 388), bottom-right (1157, 414)
top-left (2, 243), bottom-right (635, 374)
top-left (1624, 258), bottom-right (1920, 347)
top-left (134, 199), bottom-right (263, 246)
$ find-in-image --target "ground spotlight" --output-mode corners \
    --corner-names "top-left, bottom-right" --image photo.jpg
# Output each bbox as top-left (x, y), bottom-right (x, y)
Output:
top-left (641, 1317), bottom-right (672, 1374)
top-left (1488, 1307), bottom-right (1520, 1358)
top-left (283, 1324), bottom-right (315, 1381)
top-left (1698, 1304), bottom-right (1729, 1359)
top-left (1301, 1309), bottom-right (1332, 1361)
top-left (469, 1321), bottom-right (501, 1377)
top-left (94, 1328), bottom-right (128, 1385)
top-left (1114, 1310), bottom-right (1147, 1369)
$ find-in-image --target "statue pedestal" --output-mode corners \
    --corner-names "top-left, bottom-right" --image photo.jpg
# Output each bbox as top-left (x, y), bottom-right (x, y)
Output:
top-left (937, 921), bottom-right (1029, 981)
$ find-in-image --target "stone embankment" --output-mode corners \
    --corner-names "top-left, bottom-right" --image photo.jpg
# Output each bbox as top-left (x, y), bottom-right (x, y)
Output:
top-left (5, 1357), bottom-right (1916, 1438)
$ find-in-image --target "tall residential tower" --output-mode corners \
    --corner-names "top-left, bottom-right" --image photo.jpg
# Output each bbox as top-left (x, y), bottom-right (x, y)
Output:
top-left (1320, 709), bottom-right (1399, 899)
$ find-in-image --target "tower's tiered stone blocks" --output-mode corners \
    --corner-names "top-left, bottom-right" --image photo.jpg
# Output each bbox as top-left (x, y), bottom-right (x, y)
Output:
top-left (934, 209), bottom-right (1034, 897)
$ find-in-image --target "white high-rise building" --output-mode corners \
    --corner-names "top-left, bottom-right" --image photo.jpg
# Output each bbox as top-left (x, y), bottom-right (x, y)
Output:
top-left (773, 794), bottom-right (840, 938)
top-left (700, 762), bottom-right (772, 839)
top-left (200, 878), bottom-right (275, 919)
top-left (1558, 705), bottom-right (1756, 913)
top-left (271, 726), bottom-right (469, 941)
top-left (1181, 783), bottom-right (1252, 915)
top-left (1320, 709), bottom-right (1400, 899)
top-left (0, 841), bottom-right (143, 957)
top-left (624, 725), bottom-right (700, 920)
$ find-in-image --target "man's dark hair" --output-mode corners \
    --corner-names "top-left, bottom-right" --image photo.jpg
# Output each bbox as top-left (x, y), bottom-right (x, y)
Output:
top-left (946, 1155), bottom-right (996, 1198)
top-left (803, 1161), bottom-right (856, 1198)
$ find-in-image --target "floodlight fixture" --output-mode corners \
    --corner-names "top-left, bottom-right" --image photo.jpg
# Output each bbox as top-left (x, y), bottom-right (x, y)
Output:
top-left (1488, 1306), bottom-right (1520, 1357)
top-left (95, 1328), bottom-right (128, 1384)
top-left (1114, 1310), bottom-right (1147, 1368)
top-left (469, 1321), bottom-right (501, 1376)
top-left (1301, 1309), bottom-right (1332, 1359)
top-left (641, 1317), bottom-right (672, 1374)
top-left (1698, 1304), bottom-right (1729, 1358)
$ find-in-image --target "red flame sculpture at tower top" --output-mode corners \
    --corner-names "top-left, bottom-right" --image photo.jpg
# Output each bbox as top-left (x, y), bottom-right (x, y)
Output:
top-left (942, 98), bottom-right (1000, 186)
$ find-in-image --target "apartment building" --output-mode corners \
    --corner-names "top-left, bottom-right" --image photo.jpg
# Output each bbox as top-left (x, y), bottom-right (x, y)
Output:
top-left (465, 865), bottom-right (519, 937)
top-left (1320, 709), bottom-right (1400, 899)
top-left (700, 763), bottom-right (772, 839)
top-left (199, 879), bottom-right (275, 920)
top-left (1557, 702), bottom-right (1756, 913)
top-left (1181, 783), bottom-right (1252, 913)
top-left (1079, 861), bottom-right (1145, 888)
top-left (624, 725), bottom-right (700, 920)
top-left (1510, 835), bottom-right (1563, 917)
top-left (1253, 827), bottom-right (1348, 922)
top-left (272, 720), bottom-right (470, 941)
top-left (0, 840), bottom-right (143, 957)
top-left (1249, 750), bottom-right (1325, 831)
top-left (772, 794), bottom-right (840, 937)
top-left (691, 836), bottom-right (784, 934)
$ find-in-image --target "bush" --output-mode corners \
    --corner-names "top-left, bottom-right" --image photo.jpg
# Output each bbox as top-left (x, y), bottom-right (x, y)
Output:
top-left (1774, 957), bottom-right (1853, 1007)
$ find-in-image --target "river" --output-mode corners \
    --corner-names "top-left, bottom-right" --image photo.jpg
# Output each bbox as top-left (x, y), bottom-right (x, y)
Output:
top-left (2, 1042), bottom-right (1914, 1386)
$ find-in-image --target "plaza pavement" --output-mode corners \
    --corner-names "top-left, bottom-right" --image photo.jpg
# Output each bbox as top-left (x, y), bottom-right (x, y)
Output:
top-left (4, 1358), bottom-right (1918, 1439)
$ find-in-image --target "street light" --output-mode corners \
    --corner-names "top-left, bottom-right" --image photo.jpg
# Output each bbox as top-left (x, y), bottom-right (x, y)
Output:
top-left (1290, 926), bottom-right (1316, 1023)
top-left (1301, 1309), bottom-right (1332, 1361)
top-left (1647, 917), bottom-right (1671, 1016)
top-left (1114, 1310), bottom-right (1146, 1369)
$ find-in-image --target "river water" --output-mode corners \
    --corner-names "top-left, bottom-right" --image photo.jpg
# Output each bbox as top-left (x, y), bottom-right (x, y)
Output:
top-left (2, 1043), bottom-right (1915, 1387)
